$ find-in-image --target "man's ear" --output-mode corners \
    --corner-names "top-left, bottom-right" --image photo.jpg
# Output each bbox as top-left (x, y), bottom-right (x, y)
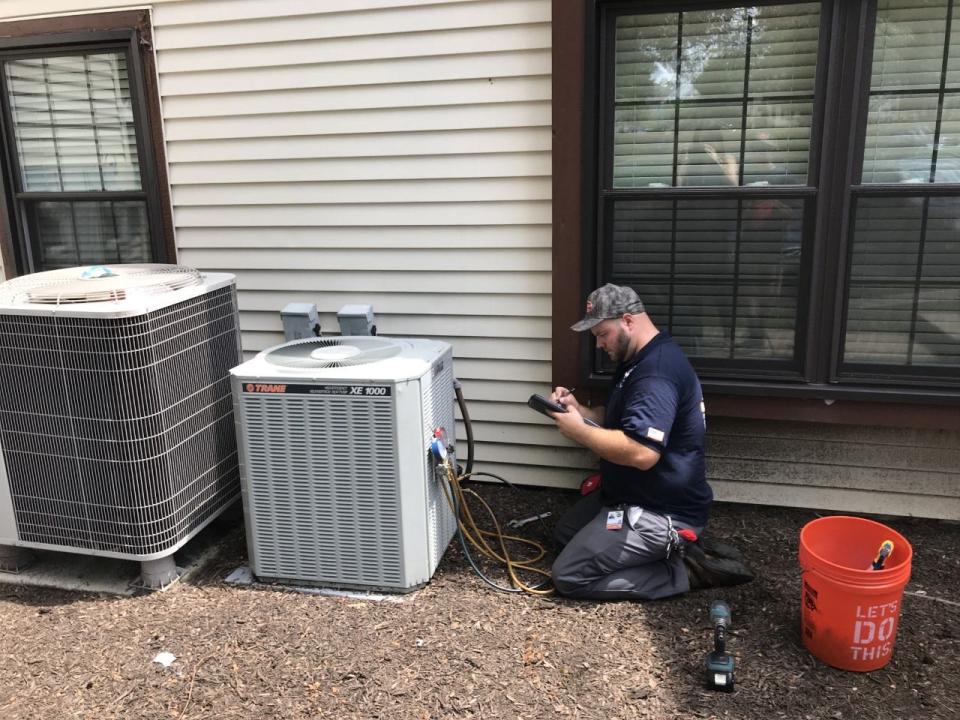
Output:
top-left (620, 313), bottom-right (635, 329)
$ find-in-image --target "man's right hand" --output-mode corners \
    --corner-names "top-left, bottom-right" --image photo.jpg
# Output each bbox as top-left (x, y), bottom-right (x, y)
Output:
top-left (550, 387), bottom-right (604, 425)
top-left (550, 386), bottom-right (579, 411)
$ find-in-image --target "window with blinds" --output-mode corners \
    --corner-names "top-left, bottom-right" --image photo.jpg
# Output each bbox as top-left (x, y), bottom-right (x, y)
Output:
top-left (842, 0), bottom-right (960, 376)
top-left (0, 47), bottom-right (154, 272)
top-left (612, 7), bottom-right (818, 189)
top-left (592, 0), bottom-right (959, 391)
top-left (602, 3), bottom-right (820, 370)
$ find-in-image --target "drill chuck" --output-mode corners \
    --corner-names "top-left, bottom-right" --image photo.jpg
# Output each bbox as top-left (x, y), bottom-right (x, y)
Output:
top-left (710, 600), bottom-right (731, 627)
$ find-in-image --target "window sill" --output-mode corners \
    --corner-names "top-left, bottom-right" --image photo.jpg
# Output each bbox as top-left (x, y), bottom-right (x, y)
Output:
top-left (702, 382), bottom-right (960, 430)
top-left (701, 379), bottom-right (960, 405)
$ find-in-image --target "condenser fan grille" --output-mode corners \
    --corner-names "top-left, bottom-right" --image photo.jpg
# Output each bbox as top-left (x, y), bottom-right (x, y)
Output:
top-left (0, 264), bottom-right (202, 305)
top-left (265, 337), bottom-right (403, 368)
top-left (0, 282), bottom-right (242, 557)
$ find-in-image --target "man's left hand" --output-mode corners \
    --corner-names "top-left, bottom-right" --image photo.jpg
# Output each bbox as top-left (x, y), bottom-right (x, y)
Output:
top-left (549, 403), bottom-right (591, 442)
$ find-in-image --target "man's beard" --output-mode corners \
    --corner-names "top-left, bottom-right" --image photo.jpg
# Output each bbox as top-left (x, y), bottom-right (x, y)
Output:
top-left (607, 328), bottom-right (631, 362)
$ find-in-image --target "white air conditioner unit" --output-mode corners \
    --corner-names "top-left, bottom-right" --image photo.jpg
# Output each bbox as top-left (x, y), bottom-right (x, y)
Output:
top-left (230, 336), bottom-right (458, 592)
top-left (0, 264), bottom-right (242, 586)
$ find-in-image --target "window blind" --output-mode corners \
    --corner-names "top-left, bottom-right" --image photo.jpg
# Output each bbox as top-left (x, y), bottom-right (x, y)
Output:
top-left (862, 0), bottom-right (959, 183)
top-left (25, 200), bottom-right (149, 270)
top-left (844, 0), bottom-right (960, 372)
top-left (1, 49), bottom-right (151, 272)
top-left (845, 196), bottom-right (960, 366)
top-left (5, 52), bottom-right (141, 192)
top-left (606, 3), bottom-right (819, 365)
top-left (613, 4), bottom-right (820, 189)
top-left (610, 197), bottom-right (802, 360)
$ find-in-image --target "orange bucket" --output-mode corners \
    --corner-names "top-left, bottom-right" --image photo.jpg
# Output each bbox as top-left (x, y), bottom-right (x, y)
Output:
top-left (799, 516), bottom-right (912, 671)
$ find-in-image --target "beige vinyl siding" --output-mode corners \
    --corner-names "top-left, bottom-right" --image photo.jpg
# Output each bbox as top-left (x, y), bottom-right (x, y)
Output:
top-left (0, 0), bottom-right (582, 488)
top-left (708, 418), bottom-right (960, 520)
top-left (147, 0), bottom-right (591, 488)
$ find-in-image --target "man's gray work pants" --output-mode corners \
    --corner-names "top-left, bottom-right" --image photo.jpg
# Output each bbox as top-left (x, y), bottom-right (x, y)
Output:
top-left (551, 492), bottom-right (702, 601)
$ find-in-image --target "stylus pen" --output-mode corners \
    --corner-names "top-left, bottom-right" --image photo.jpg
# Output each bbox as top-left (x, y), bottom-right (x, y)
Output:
top-left (560, 387), bottom-right (597, 427)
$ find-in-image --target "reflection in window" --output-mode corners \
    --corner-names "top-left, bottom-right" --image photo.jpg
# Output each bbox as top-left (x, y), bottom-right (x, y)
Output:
top-left (613, 4), bottom-right (820, 188)
top-left (5, 52), bottom-right (141, 192)
top-left (605, 3), bottom-right (818, 367)
top-left (26, 201), bottom-right (149, 270)
top-left (1, 48), bottom-right (152, 272)
top-left (862, 0), bottom-right (960, 185)
top-left (610, 198), bottom-right (803, 360)
top-left (844, 196), bottom-right (960, 368)
top-left (845, 1), bottom-right (960, 374)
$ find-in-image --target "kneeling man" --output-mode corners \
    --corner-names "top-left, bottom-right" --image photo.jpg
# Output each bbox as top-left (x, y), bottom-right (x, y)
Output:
top-left (548, 284), bottom-right (750, 600)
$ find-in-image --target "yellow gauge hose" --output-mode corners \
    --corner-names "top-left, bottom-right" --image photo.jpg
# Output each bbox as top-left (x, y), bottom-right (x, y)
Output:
top-left (438, 461), bottom-right (554, 596)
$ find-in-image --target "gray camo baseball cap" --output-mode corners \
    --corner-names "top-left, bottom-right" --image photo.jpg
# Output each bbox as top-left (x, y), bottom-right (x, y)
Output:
top-left (571, 283), bottom-right (645, 331)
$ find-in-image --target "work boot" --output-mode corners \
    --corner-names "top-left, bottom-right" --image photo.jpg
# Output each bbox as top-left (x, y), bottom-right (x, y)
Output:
top-left (699, 536), bottom-right (746, 563)
top-left (683, 541), bottom-right (754, 590)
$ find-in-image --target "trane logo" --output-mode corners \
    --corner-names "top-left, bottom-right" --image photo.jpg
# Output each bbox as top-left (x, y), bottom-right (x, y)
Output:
top-left (246, 383), bottom-right (287, 393)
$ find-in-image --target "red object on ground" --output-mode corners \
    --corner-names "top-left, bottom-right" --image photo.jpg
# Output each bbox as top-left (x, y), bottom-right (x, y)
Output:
top-left (799, 516), bottom-right (913, 672)
top-left (580, 474), bottom-right (601, 495)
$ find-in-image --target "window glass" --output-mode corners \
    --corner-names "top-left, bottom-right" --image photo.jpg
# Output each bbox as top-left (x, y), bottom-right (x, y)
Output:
top-left (872, 0), bottom-right (949, 91)
top-left (677, 103), bottom-right (744, 186)
top-left (5, 51), bottom-right (141, 192)
top-left (949, 1), bottom-right (960, 84)
top-left (744, 100), bottom-right (813, 185)
top-left (862, 0), bottom-right (960, 184)
top-left (612, 4), bottom-right (820, 189)
top-left (25, 200), bottom-right (150, 270)
top-left (679, 9), bottom-right (748, 100)
top-left (613, 104), bottom-right (675, 186)
top-left (845, 1), bottom-right (960, 375)
top-left (594, 0), bottom-right (960, 389)
top-left (610, 197), bottom-right (803, 361)
top-left (915, 199), bottom-right (960, 365)
top-left (844, 196), bottom-right (960, 367)
top-left (615, 13), bottom-right (679, 104)
top-left (863, 94), bottom-right (940, 183)
top-left (606, 3), bottom-right (816, 369)
top-left (939, 95), bottom-right (960, 183)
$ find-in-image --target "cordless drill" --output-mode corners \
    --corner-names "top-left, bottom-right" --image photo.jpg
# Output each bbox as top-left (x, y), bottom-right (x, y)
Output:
top-left (705, 600), bottom-right (735, 691)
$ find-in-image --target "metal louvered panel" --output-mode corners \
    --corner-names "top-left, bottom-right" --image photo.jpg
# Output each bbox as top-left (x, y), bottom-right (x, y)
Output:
top-left (233, 337), bottom-right (455, 592)
top-left (422, 357), bottom-right (457, 573)
top-left (241, 392), bottom-right (402, 587)
top-left (0, 283), bottom-right (242, 558)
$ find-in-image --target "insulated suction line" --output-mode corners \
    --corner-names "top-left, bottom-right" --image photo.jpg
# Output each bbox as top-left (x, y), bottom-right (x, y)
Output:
top-left (438, 461), bottom-right (554, 596)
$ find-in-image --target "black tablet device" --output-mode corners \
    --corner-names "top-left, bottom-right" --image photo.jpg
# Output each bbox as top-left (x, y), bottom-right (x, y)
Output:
top-left (527, 393), bottom-right (567, 416)
top-left (528, 394), bottom-right (601, 427)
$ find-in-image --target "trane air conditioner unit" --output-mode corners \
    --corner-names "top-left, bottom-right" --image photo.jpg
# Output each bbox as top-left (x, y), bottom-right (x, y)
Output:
top-left (0, 264), bottom-right (242, 587)
top-left (230, 336), bottom-right (458, 592)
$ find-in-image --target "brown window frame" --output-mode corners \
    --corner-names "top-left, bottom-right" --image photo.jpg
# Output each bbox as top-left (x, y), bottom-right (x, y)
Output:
top-left (0, 10), bottom-right (175, 278)
top-left (552, 0), bottom-right (960, 429)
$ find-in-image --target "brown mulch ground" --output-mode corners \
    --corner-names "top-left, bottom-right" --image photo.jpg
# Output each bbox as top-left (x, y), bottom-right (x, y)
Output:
top-left (0, 485), bottom-right (957, 720)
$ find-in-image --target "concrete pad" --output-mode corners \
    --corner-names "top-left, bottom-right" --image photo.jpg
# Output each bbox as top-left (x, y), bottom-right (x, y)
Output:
top-left (0, 550), bottom-right (142, 596)
top-left (225, 566), bottom-right (408, 603)
top-left (0, 508), bottom-right (240, 596)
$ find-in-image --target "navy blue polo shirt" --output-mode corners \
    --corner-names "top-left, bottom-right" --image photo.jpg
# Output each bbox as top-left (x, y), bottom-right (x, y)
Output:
top-left (599, 331), bottom-right (712, 527)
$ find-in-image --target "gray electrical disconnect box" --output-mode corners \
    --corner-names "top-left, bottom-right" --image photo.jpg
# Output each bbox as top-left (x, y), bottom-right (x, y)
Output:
top-left (337, 304), bottom-right (376, 336)
top-left (281, 302), bottom-right (320, 341)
